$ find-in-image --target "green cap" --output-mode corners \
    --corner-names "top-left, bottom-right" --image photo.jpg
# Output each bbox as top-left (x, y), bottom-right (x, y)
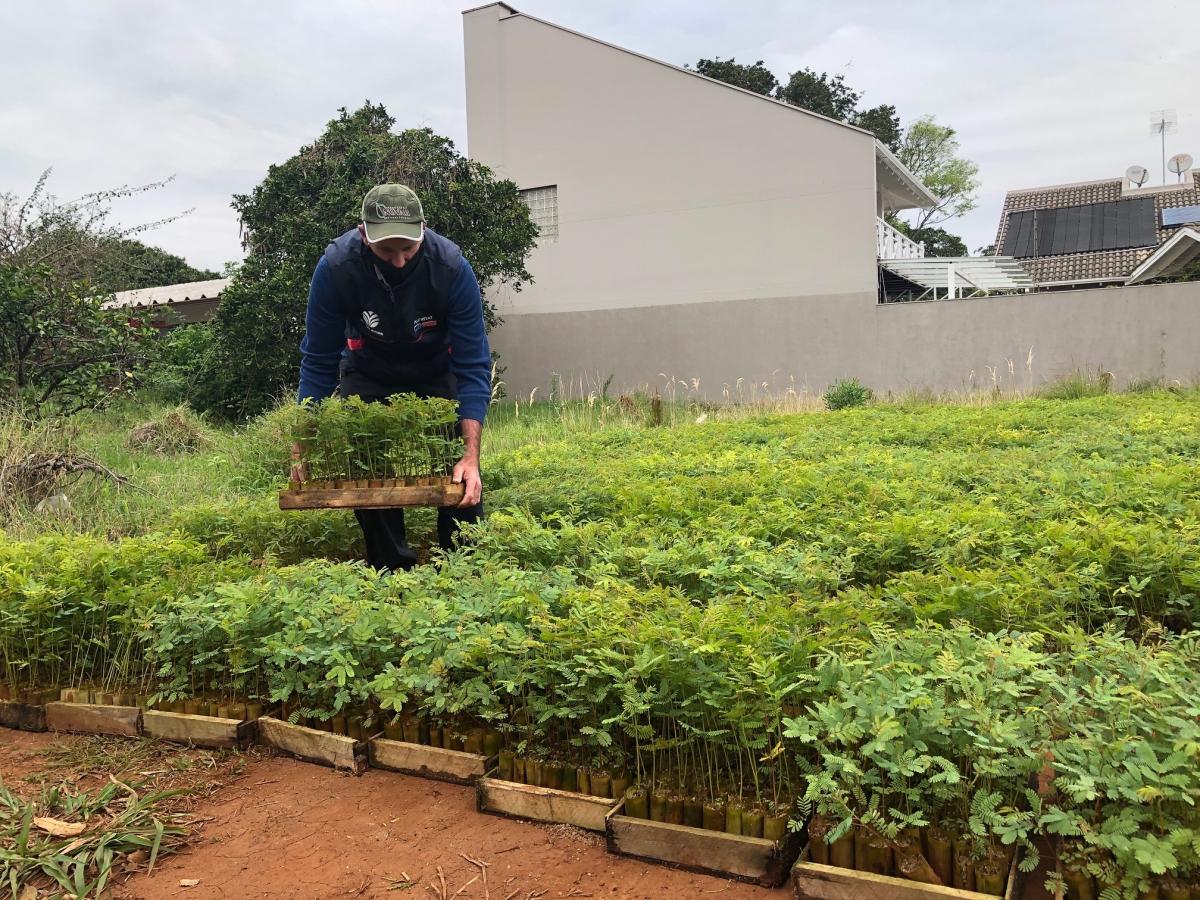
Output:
top-left (361, 184), bottom-right (425, 243)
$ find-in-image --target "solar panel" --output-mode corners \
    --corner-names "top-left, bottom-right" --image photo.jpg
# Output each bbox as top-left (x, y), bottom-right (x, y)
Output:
top-left (1006, 199), bottom-right (1158, 258)
top-left (1162, 205), bottom-right (1200, 228)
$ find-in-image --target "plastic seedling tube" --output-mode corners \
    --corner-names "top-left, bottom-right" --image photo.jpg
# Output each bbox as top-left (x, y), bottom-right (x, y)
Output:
top-left (664, 795), bottom-right (684, 826)
top-left (684, 798), bottom-right (704, 829)
top-left (483, 730), bottom-right (502, 757)
top-left (925, 825), bottom-right (953, 885)
top-left (1063, 867), bottom-right (1096, 900)
top-left (385, 720), bottom-right (403, 741)
top-left (974, 858), bottom-right (1005, 897)
top-left (513, 758), bottom-right (527, 783)
top-left (543, 763), bottom-right (564, 790)
top-left (829, 830), bottom-right (855, 869)
top-left (763, 812), bottom-right (789, 843)
top-left (953, 837), bottom-right (976, 891)
top-left (575, 767), bottom-right (590, 795)
top-left (610, 773), bottom-right (630, 800)
top-left (526, 758), bottom-right (543, 787)
top-left (590, 771), bottom-right (611, 798)
top-left (702, 800), bottom-right (725, 832)
top-left (498, 750), bottom-right (515, 781)
top-left (724, 801), bottom-right (742, 835)
top-left (562, 765), bottom-right (579, 792)
top-left (649, 791), bottom-right (667, 822)
top-left (741, 808), bottom-right (764, 839)
top-left (624, 786), bottom-right (649, 819)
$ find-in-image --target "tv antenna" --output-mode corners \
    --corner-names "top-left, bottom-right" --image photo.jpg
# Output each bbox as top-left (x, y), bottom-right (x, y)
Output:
top-left (1125, 164), bottom-right (1149, 188)
top-left (1150, 109), bottom-right (1178, 183)
top-left (1168, 153), bottom-right (1194, 182)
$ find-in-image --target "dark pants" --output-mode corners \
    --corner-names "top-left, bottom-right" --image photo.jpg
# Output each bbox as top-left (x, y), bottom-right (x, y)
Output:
top-left (339, 372), bottom-right (483, 572)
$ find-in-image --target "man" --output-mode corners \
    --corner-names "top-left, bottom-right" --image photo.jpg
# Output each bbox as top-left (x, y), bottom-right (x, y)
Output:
top-left (293, 184), bottom-right (489, 570)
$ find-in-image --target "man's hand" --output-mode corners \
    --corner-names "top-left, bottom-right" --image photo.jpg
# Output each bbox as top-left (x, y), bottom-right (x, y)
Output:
top-left (289, 441), bottom-right (308, 484)
top-left (452, 456), bottom-right (483, 507)
top-left (453, 418), bottom-right (483, 507)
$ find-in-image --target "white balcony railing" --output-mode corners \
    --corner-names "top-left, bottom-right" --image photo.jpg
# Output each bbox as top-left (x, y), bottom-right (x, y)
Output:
top-left (877, 217), bottom-right (925, 259)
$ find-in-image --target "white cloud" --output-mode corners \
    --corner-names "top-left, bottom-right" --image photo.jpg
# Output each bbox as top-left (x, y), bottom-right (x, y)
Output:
top-left (1, 0), bottom-right (1195, 267)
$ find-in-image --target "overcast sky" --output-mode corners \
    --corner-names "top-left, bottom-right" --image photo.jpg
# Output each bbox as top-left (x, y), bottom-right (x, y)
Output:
top-left (2, 0), bottom-right (1195, 271)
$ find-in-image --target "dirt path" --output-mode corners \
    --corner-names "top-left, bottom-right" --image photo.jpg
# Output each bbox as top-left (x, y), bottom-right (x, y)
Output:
top-left (2, 732), bottom-right (777, 899)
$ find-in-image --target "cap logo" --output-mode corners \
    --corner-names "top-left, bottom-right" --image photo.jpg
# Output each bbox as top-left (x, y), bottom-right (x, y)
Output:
top-left (375, 202), bottom-right (413, 219)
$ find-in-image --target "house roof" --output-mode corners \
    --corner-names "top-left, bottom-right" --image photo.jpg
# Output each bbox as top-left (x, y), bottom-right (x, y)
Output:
top-left (881, 257), bottom-right (1033, 293)
top-left (104, 277), bottom-right (231, 310)
top-left (466, 3), bottom-right (937, 211)
top-left (994, 172), bottom-right (1200, 285)
top-left (1127, 227), bottom-right (1200, 284)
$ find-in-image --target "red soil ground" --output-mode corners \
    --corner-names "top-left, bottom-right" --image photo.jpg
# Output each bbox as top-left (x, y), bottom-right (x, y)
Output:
top-left (1, 731), bottom-right (778, 900)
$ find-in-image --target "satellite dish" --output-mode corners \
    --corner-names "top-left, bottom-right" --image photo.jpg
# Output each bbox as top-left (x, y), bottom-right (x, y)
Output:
top-left (1126, 165), bottom-right (1149, 187)
top-left (1168, 153), bottom-right (1194, 175)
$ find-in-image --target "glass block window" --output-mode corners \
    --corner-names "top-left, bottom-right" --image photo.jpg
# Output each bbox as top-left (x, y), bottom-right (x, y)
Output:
top-left (520, 185), bottom-right (559, 242)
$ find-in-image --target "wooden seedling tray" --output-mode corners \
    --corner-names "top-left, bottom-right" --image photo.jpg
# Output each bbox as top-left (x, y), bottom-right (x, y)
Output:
top-left (791, 842), bottom-right (1022, 900)
top-left (45, 701), bottom-right (141, 738)
top-left (143, 710), bottom-right (256, 749)
top-left (279, 480), bottom-right (465, 510)
top-left (0, 699), bottom-right (49, 732)
top-left (605, 799), bottom-right (805, 887)
top-left (477, 770), bottom-right (618, 832)
top-left (368, 736), bottom-right (494, 785)
top-left (256, 715), bottom-right (368, 773)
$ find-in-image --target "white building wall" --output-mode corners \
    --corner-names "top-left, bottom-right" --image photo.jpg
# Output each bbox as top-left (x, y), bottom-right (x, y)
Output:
top-left (463, 4), bottom-right (879, 322)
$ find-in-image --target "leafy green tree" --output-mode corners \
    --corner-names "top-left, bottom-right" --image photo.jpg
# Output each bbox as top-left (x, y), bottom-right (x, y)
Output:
top-left (0, 264), bottom-right (153, 414)
top-left (776, 68), bottom-right (860, 121)
top-left (689, 58), bottom-right (779, 96)
top-left (850, 104), bottom-right (901, 152)
top-left (85, 236), bottom-right (217, 293)
top-left (891, 220), bottom-right (968, 257)
top-left (192, 102), bottom-right (538, 420)
top-left (897, 116), bottom-right (980, 228)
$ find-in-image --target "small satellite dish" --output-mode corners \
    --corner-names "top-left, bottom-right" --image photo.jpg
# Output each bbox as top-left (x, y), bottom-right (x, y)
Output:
top-left (1168, 153), bottom-right (1194, 175)
top-left (1125, 165), bottom-right (1149, 187)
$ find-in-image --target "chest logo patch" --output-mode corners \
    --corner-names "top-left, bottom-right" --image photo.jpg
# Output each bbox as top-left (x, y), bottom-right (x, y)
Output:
top-left (361, 310), bottom-right (382, 333)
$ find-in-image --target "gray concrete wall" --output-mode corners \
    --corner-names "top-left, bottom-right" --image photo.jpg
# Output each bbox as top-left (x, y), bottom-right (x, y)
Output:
top-left (463, 5), bottom-right (879, 316)
top-left (490, 281), bottom-right (1200, 400)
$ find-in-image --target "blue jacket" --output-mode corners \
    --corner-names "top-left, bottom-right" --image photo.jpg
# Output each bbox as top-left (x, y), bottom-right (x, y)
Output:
top-left (297, 228), bottom-right (491, 422)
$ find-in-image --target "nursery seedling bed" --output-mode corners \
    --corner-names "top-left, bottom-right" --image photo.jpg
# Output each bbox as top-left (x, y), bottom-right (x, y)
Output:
top-left (278, 479), bottom-right (465, 510)
top-left (256, 715), bottom-right (368, 773)
top-left (45, 701), bottom-right (141, 737)
top-left (477, 770), bottom-right (618, 832)
top-left (605, 799), bottom-right (804, 887)
top-left (0, 699), bottom-right (49, 732)
top-left (143, 710), bottom-right (256, 749)
top-left (368, 735), bottom-right (493, 784)
top-left (791, 843), bottom-right (1021, 900)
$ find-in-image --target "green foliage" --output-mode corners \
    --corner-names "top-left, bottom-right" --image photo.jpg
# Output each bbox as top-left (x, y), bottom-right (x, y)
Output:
top-left (777, 68), bottom-right (860, 120)
top-left (1038, 369), bottom-right (1113, 400)
top-left (823, 378), bottom-right (873, 410)
top-left (192, 103), bottom-right (537, 420)
top-left (850, 104), bottom-right (902, 152)
top-left (889, 220), bottom-right (968, 257)
top-left (897, 116), bottom-right (981, 229)
top-left (169, 498), bottom-right (361, 564)
top-left (689, 58), bottom-right (779, 96)
top-left (0, 264), bottom-right (154, 414)
top-left (283, 394), bottom-right (461, 482)
top-left (63, 233), bottom-right (216, 294)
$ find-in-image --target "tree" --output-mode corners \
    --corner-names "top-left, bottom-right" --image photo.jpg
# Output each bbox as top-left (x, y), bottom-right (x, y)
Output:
top-left (897, 116), bottom-right (980, 228)
top-left (689, 58), bottom-right (778, 96)
top-left (191, 102), bottom-right (538, 420)
top-left (86, 237), bottom-right (217, 294)
top-left (850, 104), bottom-right (901, 152)
top-left (0, 172), bottom-right (183, 413)
top-left (891, 221), bottom-right (968, 257)
top-left (776, 68), bottom-right (860, 121)
top-left (0, 264), bottom-right (153, 414)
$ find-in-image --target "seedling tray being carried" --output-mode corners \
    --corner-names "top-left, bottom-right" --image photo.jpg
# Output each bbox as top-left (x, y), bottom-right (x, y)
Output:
top-left (605, 799), bottom-right (805, 887)
top-left (477, 770), bottom-right (619, 832)
top-left (279, 477), bottom-right (465, 510)
top-left (791, 843), bottom-right (1022, 900)
top-left (369, 735), bottom-right (494, 785)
